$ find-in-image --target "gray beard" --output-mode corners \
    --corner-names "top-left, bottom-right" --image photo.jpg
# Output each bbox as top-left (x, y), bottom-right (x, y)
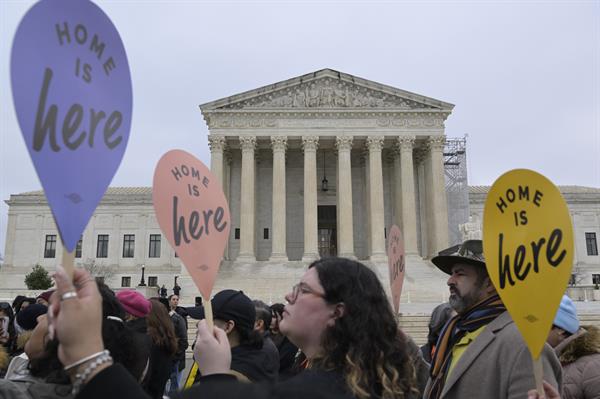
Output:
top-left (449, 291), bottom-right (479, 314)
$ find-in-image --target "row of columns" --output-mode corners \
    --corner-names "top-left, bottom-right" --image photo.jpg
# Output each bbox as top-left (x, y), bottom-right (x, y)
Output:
top-left (208, 134), bottom-right (448, 262)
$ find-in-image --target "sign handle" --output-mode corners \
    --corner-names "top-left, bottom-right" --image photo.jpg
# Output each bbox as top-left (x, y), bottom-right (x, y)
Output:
top-left (203, 296), bottom-right (214, 331)
top-left (61, 246), bottom-right (75, 280)
top-left (532, 355), bottom-right (544, 397)
top-left (185, 295), bottom-right (214, 387)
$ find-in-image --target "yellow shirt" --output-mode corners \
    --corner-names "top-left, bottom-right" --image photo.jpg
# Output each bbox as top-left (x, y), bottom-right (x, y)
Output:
top-left (446, 325), bottom-right (486, 379)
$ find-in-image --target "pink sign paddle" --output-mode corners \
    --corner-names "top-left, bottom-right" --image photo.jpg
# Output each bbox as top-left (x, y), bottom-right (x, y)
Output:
top-left (387, 224), bottom-right (406, 313)
top-left (152, 150), bottom-right (230, 300)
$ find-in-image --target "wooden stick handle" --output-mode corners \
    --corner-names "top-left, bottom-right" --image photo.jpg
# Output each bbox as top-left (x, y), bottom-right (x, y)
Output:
top-left (532, 355), bottom-right (544, 398)
top-left (61, 246), bottom-right (75, 280)
top-left (203, 296), bottom-right (213, 331)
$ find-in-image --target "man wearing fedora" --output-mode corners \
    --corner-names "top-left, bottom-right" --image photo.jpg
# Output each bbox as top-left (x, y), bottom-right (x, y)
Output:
top-left (424, 239), bottom-right (563, 399)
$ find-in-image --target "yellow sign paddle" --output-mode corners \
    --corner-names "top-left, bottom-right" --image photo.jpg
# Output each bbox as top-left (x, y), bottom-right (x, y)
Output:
top-left (483, 169), bottom-right (573, 392)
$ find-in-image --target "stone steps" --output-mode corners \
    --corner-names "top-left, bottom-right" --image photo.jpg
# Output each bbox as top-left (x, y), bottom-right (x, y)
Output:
top-left (398, 314), bottom-right (430, 346)
top-left (581, 314), bottom-right (600, 325)
top-left (184, 312), bottom-right (600, 356)
top-left (176, 256), bottom-right (451, 306)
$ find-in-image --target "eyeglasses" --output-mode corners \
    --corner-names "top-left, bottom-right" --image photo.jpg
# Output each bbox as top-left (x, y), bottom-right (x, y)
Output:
top-left (289, 283), bottom-right (326, 304)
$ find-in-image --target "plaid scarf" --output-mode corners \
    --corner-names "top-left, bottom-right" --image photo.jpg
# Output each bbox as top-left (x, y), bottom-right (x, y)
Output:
top-left (426, 294), bottom-right (506, 399)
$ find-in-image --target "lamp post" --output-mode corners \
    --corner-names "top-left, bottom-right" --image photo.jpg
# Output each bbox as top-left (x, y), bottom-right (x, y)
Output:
top-left (139, 264), bottom-right (146, 286)
top-left (173, 275), bottom-right (181, 296)
top-left (321, 150), bottom-right (328, 192)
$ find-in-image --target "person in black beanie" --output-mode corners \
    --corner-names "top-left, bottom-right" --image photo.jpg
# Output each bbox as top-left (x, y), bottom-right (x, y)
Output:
top-left (189, 290), bottom-right (274, 384)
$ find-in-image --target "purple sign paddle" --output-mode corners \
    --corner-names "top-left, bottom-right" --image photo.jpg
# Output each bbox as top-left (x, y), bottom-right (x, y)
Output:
top-left (10, 0), bottom-right (132, 252)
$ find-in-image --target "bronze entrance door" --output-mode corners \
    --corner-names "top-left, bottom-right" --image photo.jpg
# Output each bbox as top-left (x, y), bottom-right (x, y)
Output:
top-left (318, 205), bottom-right (337, 257)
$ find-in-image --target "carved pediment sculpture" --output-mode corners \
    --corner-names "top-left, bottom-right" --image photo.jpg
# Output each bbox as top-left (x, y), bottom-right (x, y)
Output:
top-left (216, 77), bottom-right (438, 110)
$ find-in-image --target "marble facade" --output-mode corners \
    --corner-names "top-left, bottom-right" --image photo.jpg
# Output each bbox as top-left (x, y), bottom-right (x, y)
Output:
top-left (202, 69), bottom-right (454, 262)
top-left (2, 70), bottom-right (598, 304)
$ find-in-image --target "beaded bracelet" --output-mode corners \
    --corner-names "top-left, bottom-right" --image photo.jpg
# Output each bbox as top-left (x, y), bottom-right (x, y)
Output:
top-left (64, 350), bottom-right (108, 371)
top-left (71, 351), bottom-right (113, 395)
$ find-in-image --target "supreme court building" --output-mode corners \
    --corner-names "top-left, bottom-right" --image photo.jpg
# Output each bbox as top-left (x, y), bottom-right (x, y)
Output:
top-left (3, 69), bottom-right (598, 303)
top-left (202, 68), bottom-right (453, 263)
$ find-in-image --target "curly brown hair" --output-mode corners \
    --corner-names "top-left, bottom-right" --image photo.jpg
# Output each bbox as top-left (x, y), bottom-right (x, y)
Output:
top-left (309, 257), bottom-right (417, 399)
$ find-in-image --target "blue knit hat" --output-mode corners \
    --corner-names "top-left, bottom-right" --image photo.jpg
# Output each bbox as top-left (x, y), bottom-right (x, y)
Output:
top-left (553, 295), bottom-right (579, 334)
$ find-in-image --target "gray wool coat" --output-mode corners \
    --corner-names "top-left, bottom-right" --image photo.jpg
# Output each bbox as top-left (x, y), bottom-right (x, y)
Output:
top-left (423, 311), bottom-right (562, 399)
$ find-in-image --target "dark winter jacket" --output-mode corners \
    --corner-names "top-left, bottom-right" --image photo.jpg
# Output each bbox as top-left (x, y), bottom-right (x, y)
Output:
top-left (79, 363), bottom-right (357, 399)
top-left (260, 336), bottom-right (280, 382)
top-left (555, 325), bottom-right (600, 399)
top-left (231, 342), bottom-right (278, 384)
top-left (420, 303), bottom-right (453, 364)
top-left (125, 317), bottom-right (152, 382)
top-left (170, 311), bottom-right (188, 368)
top-left (405, 332), bottom-right (430, 397)
top-left (144, 343), bottom-right (174, 399)
top-left (273, 335), bottom-right (298, 380)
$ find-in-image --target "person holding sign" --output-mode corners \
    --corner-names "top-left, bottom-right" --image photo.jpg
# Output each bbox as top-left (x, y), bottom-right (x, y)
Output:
top-left (424, 240), bottom-right (562, 399)
top-left (47, 258), bottom-right (421, 399)
top-left (192, 257), bottom-right (420, 398)
top-left (187, 289), bottom-right (275, 384)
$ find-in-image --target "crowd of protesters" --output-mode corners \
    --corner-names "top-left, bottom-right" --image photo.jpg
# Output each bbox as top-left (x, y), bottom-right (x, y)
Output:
top-left (0, 239), bottom-right (598, 398)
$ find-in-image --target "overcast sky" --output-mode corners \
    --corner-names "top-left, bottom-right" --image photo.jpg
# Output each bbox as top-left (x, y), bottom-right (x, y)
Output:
top-left (1, 0), bottom-right (599, 253)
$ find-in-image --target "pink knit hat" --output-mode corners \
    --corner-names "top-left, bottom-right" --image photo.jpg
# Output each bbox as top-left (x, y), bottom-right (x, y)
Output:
top-left (116, 290), bottom-right (151, 318)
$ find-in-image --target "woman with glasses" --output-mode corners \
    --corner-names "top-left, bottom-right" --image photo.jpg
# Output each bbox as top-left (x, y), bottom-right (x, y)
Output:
top-left (274, 257), bottom-right (419, 399)
top-left (47, 257), bottom-right (420, 399)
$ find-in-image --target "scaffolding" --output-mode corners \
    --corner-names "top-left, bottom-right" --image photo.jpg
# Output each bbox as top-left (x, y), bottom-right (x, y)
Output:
top-left (444, 136), bottom-right (470, 246)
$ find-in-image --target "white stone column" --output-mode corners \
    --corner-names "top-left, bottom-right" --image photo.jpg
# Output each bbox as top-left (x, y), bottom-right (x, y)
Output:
top-left (398, 136), bottom-right (419, 255)
top-left (270, 136), bottom-right (288, 261)
top-left (84, 216), bottom-right (96, 260)
top-left (427, 136), bottom-right (449, 256)
top-left (238, 135), bottom-right (257, 262)
top-left (302, 136), bottom-right (319, 262)
top-left (208, 135), bottom-right (228, 261)
top-left (223, 150), bottom-right (232, 260)
top-left (366, 136), bottom-right (386, 261)
top-left (392, 151), bottom-right (403, 228)
top-left (208, 135), bottom-right (227, 189)
top-left (362, 150), bottom-right (371, 257)
top-left (414, 149), bottom-right (428, 257)
top-left (35, 215), bottom-right (44, 261)
top-left (111, 214), bottom-right (121, 260)
top-left (223, 149), bottom-right (232, 201)
top-left (3, 211), bottom-right (17, 265)
top-left (335, 136), bottom-right (354, 258)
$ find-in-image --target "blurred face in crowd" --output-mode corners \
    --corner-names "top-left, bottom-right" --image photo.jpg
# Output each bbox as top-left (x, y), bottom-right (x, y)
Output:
top-left (169, 295), bottom-right (179, 311)
top-left (0, 308), bottom-right (9, 341)
top-left (546, 326), bottom-right (569, 348)
top-left (447, 263), bottom-right (491, 314)
top-left (25, 314), bottom-right (50, 359)
top-left (270, 311), bottom-right (280, 335)
top-left (280, 268), bottom-right (337, 356)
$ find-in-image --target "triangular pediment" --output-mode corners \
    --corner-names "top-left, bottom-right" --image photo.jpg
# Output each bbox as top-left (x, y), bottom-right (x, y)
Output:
top-left (200, 69), bottom-right (454, 112)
